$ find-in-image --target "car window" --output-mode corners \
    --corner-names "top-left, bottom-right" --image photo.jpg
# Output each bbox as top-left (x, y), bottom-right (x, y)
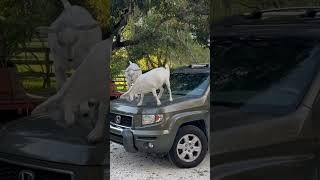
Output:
top-left (212, 38), bottom-right (320, 113)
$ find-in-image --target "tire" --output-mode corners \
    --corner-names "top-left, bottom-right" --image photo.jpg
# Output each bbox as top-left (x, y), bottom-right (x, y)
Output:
top-left (168, 125), bottom-right (208, 168)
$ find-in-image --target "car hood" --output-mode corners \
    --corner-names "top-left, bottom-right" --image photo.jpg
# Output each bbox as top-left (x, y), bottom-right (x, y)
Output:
top-left (0, 115), bottom-right (107, 166)
top-left (211, 105), bottom-right (310, 157)
top-left (111, 94), bottom-right (208, 114)
top-left (212, 106), bottom-right (274, 130)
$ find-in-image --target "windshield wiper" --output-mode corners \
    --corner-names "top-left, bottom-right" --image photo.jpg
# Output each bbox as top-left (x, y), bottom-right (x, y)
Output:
top-left (172, 93), bottom-right (187, 96)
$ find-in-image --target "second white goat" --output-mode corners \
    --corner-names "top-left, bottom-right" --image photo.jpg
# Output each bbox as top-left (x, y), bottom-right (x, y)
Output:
top-left (124, 61), bottom-right (142, 88)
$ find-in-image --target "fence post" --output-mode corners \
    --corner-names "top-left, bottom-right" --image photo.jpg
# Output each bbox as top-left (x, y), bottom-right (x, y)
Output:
top-left (112, 75), bottom-right (127, 92)
top-left (43, 48), bottom-right (51, 88)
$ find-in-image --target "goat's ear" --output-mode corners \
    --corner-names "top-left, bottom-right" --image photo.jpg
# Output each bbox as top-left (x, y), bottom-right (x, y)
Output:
top-left (129, 61), bottom-right (132, 64)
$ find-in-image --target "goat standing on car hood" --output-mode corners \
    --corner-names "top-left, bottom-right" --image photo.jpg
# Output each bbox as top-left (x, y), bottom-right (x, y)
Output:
top-left (120, 64), bottom-right (173, 106)
top-left (32, 38), bottom-right (111, 143)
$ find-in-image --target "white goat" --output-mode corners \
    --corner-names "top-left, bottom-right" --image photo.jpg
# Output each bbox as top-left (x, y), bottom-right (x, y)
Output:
top-left (124, 61), bottom-right (142, 88)
top-left (48, 0), bottom-right (102, 90)
top-left (120, 65), bottom-right (173, 106)
top-left (32, 38), bottom-right (112, 143)
top-left (48, 0), bottom-right (102, 116)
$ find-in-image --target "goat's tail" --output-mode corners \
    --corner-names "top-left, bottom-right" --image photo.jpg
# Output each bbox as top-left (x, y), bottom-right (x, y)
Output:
top-left (165, 64), bottom-right (170, 72)
top-left (61, 0), bottom-right (71, 9)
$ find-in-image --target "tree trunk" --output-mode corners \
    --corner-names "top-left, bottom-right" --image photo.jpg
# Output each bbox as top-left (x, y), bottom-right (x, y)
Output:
top-left (157, 53), bottom-right (162, 67)
top-left (146, 55), bottom-right (155, 69)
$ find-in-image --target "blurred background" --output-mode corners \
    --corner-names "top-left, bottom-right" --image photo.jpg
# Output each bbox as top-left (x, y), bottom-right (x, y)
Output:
top-left (0, 0), bottom-right (110, 96)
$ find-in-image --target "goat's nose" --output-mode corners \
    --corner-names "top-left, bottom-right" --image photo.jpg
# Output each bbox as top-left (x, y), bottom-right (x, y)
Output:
top-left (68, 58), bottom-right (73, 62)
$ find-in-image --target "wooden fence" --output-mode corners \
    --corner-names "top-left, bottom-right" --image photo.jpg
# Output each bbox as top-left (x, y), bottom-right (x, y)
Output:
top-left (112, 75), bottom-right (127, 91)
top-left (11, 48), bottom-right (127, 91)
top-left (10, 27), bottom-right (128, 91)
top-left (12, 47), bottom-right (53, 88)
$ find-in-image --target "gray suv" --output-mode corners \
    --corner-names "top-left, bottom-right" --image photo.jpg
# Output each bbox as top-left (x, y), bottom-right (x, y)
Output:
top-left (110, 64), bottom-right (210, 168)
top-left (212, 7), bottom-right (320, 180)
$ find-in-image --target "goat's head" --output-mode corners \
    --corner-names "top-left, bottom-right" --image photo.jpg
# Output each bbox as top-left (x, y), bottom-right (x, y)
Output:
top-left (124, 61), bottom-right (141, 87)
top-left (48, 3), bottom-right (100, 65)
top-left (55, 27), bottom-right (79, 63)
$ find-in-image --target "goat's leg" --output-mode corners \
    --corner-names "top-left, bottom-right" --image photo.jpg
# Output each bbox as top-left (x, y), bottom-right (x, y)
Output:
top-left (166, 79), bottom-right (173, 102)
top-left (88, 101), bottom-right (107, 143)
top-left (125, 76), bottom-right (131, 89)
top-left (64, 104), bottom-right (75, 126)
top-left (158, 86), bottom-right (164, 99)
top-left (137, 94), bottom-right (144, 106)
top-left (88, 100), bottom-right (97, 120)
top-left (54, 64), bottom-right (67, 90)
top-left (134, 93), bottom-right (140, 101)
top-left (32, 93), bottom-right (58, 115)
top-left (152, 89), bottom-right (161, 106)
top-left (74, 104), bottom-right (82, 122)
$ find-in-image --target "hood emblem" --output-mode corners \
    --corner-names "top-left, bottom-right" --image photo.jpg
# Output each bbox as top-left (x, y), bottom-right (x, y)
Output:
top-left (115, 115), bottom-right (121, 124)
top-left (19, 170), bottom-right (35, 180)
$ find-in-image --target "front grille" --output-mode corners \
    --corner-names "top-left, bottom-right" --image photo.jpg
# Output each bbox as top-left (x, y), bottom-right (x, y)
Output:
top-left (110, 113), bottom-right (133, 127)
top-left (110, 132), bottom-right (123, 144)
top-left (0, 160), bottom-right (72, 180)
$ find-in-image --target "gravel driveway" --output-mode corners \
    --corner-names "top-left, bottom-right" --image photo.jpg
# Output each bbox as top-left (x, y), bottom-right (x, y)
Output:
top-left (110, 142), bottom-right (210, 180)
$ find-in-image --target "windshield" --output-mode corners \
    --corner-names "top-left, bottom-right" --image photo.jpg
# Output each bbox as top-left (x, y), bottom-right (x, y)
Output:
top-left (170, 73), bottom-right (209, 97)
top-left (213, 38), bottom-right (320, 113)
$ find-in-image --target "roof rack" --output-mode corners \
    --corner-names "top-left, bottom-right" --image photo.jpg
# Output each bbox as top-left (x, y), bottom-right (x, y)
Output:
top-left (189, 64), bottom-right (209, 68)
top-left (244, 7), bottom-right (320, 19)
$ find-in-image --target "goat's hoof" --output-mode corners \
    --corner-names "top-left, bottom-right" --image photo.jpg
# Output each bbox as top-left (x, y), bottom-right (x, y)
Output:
top-left (157, 102), bottom-right (161, 106)
top-left (137, 103), bottom-right (142, 106)
top-left (169, 98), bottom-right (173, 102)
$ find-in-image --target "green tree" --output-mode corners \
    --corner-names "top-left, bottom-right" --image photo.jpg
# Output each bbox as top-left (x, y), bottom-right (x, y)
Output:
top-left (0, 0), bottom-right (111, 67)
top-left (111, 0), bottom-right (209, 75)
top-left (85, 0), bottom-right (111, 38)
top-left (0, 0), bottom-right (60, 67)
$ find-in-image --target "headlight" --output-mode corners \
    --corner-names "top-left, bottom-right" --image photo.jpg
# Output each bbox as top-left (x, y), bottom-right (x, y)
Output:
top-left (142, 114), bottom-right (164, 125)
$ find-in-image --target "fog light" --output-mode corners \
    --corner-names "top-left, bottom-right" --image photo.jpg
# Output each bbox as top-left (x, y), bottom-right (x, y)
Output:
top-left (148, 142), bottom-right (154, 148)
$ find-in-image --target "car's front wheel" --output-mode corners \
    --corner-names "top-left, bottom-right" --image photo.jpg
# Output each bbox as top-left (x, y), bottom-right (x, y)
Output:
top-left (168, 125), bottom-right (208, 168)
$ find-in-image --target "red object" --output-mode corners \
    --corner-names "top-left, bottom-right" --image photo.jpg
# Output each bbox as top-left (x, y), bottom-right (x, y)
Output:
top-left (0, 68), bottom-right (122, 118)
top-left (110, 80), bottom-right (122, 100)
top-left (0, 68), bottom-right (44, 116)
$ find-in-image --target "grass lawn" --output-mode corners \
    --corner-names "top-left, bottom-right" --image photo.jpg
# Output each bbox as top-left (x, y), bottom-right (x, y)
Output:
top-left (21, 77), bottom-right (56, 97)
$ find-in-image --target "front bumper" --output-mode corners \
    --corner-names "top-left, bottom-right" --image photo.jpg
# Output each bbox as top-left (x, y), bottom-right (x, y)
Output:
top-left (110, 124), bottom-right (174, 153)
top-left (110, 125), bottom-right (137, 153)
